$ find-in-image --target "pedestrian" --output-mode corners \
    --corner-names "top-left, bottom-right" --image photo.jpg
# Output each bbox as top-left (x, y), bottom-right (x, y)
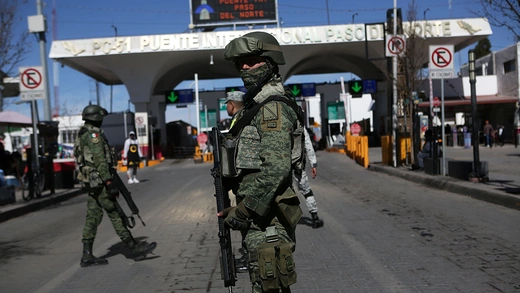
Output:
top-left (483, 120), bottom-right (494, 148)
top-left (74, 105), bottom-right (156, 267)
top-left (497, 125), bottom-right (505, 146)
top-left (416, 129), bottom-right (441, 170)
top-left (218, 31), bottom-right (304, 292)
top-left (293, 128), bottom-right (324, 228)
top-left (225, 90), bottom-right (245, 129)
top-left (123, 131), bottom-right (143, 184)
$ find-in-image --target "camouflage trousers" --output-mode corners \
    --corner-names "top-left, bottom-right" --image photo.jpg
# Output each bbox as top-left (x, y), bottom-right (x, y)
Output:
top-left (292, 170), bottom-right (318, 213)
top-left (82, 186), bottom-right (132, 243)
top-left (244, 221), bottom-right (295, 293)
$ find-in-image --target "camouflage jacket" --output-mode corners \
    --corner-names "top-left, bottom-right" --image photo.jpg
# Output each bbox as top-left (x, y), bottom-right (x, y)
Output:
top-left (236, 77), bottom-right (298, 216)
top-left (74, 123), bottom-right (114, 187)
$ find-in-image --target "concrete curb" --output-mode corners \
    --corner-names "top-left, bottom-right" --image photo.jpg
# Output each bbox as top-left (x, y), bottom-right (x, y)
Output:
top-left (0, 188), bottom-right (85, 223)
top-left (368, 164), bottom-right (520, 211)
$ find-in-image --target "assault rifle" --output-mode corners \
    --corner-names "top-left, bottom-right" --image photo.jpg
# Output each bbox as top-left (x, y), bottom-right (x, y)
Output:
top-left (109, 168), bottom-right (146, 229)
top-left (210, 127), bottom-right (236, 292)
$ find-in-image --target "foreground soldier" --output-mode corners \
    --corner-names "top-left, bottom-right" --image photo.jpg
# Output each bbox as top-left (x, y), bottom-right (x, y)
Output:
top-left (74, 105), bottom-right (157, 267)
top-left (219, 32), bottom-right (304, 293)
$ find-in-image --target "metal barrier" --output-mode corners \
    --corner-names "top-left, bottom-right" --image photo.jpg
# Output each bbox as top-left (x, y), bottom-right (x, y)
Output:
top-left (345, 132), bottom-right (369, 168)
top-left (380, 135), bottom-right (410, 166)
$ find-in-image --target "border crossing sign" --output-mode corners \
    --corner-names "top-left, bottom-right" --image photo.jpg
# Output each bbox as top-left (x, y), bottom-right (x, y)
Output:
top-left (429, 45), bottom-right (454, 79)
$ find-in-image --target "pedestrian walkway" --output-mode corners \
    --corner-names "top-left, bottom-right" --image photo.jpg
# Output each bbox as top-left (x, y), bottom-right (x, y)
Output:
top-left (367, 144), bottom-right (520, 210)
top-left (0, 184), bottom-right (83, 223)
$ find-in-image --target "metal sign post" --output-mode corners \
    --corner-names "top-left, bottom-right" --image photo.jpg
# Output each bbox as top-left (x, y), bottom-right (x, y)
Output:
top-left (429, 45), bottom-right (454, 176)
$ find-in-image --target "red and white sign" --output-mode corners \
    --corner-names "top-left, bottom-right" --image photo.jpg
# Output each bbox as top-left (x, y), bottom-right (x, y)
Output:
top-left (351, 123), bottom-right (361, 136)
top-left (197, 133), bottom-right (208, 144)
top-left (432, 97), bottom-right (440, 107)
top-left (385, 35), bottom-right (406, 57)
top-left (429, 45), bottom-right (454, 79)
top-left (19, 66), bottom-right (45, 92)
top-left (135, 116), bottom-right (144, 125)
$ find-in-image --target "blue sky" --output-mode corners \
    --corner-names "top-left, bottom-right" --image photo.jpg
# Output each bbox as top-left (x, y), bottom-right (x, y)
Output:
top-left (4, 0), bottom-right (517, 125)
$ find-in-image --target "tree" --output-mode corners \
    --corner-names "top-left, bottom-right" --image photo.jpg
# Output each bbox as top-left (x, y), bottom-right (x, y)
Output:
top-left (0, 0), bottom-right (30, 111)
top-left (473, 38), bottom-right (492, 59)
top-left (475, 0), bottom-right (520, 41)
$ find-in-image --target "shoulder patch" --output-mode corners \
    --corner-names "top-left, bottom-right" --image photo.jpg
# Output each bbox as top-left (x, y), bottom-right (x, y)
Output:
top-left (261, 102), bottom-right (282, 132)
top-left (91, 137), bottom-right (100, 144)
top-left (262, 102), bottom-right (279, 121)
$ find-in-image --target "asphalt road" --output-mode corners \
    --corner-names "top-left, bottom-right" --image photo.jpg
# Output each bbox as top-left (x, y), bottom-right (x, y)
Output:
top-left (0, 152), bottom-right (519, 293)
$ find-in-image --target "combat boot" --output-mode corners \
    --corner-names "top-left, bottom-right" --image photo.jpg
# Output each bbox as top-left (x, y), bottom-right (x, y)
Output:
top-left (125, 238), bottom-right (157, 261)
top-left (311, 212), bottom-right (324, 229)
top-left (80, 241), bottom-right (108, 267)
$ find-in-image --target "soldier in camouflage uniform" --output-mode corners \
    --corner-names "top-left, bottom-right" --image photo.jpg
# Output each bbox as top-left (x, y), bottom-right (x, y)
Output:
top-left (293, 129), bottom-right (324, 228)
top-left (74, 105), bottom-right (157, 267)
top-left (219, 32), bottom-right (303, 293)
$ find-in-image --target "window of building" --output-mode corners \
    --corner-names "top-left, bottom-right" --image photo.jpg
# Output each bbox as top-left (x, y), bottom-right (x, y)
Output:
top-left (475, 67), bottom-right (483, 76)
top-left (504, 59), bottom-right (516, 73)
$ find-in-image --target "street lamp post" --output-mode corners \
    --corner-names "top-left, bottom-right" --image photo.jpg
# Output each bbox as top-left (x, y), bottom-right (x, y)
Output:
top-left (468, 50), bottom-right (482, 178)
top-left (110, 25), bottom-right (118, 113)
top-left (352, 13), bottom-right (358, 24)
top-left (423, 8), bottom-right (429, 21)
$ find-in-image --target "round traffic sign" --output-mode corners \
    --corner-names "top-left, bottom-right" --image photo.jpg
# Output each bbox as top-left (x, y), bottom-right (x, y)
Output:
top-left (21, 68), bottom-right (43, 90)
top-left (197, 133), bottom-right (208, 144)
top-left (387, 36), bottom-right (405, 55)
top-left (431, 47), bottom-right (452, 68)
top-left (433, 97), bottom-right (440, 107)
top-left (351, 123), bottom-right (361, 135)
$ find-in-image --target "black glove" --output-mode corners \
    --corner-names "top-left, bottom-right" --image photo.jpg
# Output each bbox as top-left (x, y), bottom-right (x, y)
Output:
top-left (106, 181), bottom-right (119, 199)
top-left (220, 202), bottom-right (250, 230)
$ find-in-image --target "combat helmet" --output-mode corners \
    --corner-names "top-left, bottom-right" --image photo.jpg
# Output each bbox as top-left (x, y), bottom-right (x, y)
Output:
top-left (224, 31), bottom-right (285, 65)
top-left (82, 105), bottom-right (108, 122)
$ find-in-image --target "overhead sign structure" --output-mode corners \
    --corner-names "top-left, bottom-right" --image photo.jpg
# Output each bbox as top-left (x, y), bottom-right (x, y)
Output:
top-left (429, 45), bottom-right (454, 79)
top-left (385, 35), bottom-right (406, 57)
top-left (348, 80), bottom-right (364, 97)
top-left (286, 83), bottom-right (316, 97)
top-left (363, 80), bottom-right (377, 94)
top-left (286, 84), bottom-right (302, 97)
top-left (165, 90), bottom-right (194, 104)
top-left (190, 0), bottom-right (277, 28)
top-left (225, 86), bottom-right (247, 93)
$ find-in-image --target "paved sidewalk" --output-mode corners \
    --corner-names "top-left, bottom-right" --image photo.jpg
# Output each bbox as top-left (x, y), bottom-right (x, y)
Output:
top-left (367, 144), bottom-right (520, 210)
top-left (0, 184), bottom-right (84, 223)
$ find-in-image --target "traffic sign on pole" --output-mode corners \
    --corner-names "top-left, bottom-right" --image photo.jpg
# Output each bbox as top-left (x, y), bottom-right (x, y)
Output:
top-left (385, 35), bottom-right (406, 57)
top-left (19, 66), bottom-right (45, 92)
top-left (433, 97), bottom-right (440, 107)
top-left (429, 45), bottom-right (454, 79)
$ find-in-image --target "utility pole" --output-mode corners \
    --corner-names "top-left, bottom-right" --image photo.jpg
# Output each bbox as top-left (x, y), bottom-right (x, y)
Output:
top-left (110, 25), bottom-right (118, 113)
top-left (96, 81), bottom-right (100, 105)
top-left (36, 0), bottom-right (52, 121)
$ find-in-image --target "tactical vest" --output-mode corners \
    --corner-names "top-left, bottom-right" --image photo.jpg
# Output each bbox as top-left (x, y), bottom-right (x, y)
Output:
top-left (74, 126), bottom-right (114, 187)
top-left (220, 95), bottom-right (305, 178)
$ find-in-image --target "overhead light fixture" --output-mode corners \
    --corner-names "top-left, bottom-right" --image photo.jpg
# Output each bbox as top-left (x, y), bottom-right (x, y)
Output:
top-left (210, 54), bottom-right (214, 65)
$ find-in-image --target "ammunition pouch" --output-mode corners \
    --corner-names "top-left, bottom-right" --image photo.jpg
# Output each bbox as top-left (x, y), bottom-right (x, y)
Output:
top-left (274, 188), bottom-right (303, 228)
top-left (220, 135), bottom-right (239, 178)
top-left (235, 125), bottom-right (262, 171)
top-left (87, 168), bottom-right (103, 188)
top-left (257, 240), bottom-right (297, 290)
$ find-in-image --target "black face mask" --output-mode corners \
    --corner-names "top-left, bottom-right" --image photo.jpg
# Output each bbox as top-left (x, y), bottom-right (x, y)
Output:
top-left (239, 63), bottom-right (271, 90)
